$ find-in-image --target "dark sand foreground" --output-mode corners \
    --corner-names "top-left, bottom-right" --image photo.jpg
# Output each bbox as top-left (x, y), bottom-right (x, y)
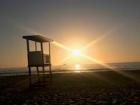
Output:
top-left (0, 70), bottom-right (140, 105)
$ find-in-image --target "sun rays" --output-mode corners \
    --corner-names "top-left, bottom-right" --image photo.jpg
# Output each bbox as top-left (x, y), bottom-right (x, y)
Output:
top-left (22, 22), bottom-right (126, 73)
top-left (52, 39), bottom-right (115, 71)
top-left (51, 23), bottom-right (126, 71)
top-left (19, 22), bottom-right (138, 82)
top-left (53, 41), bottom-right (72, 52)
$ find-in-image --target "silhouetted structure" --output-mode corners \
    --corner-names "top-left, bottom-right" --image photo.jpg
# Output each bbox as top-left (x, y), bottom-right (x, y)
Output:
top-left (23, 35), bottom-right (53, 80)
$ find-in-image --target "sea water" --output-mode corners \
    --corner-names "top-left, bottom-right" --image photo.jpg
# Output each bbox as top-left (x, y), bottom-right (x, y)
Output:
top-left (0, 62), bottom-right (140, 76)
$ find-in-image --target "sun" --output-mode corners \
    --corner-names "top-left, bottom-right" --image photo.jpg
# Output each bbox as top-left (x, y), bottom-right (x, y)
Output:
top-left (72, 49), bottom-right (81, 56)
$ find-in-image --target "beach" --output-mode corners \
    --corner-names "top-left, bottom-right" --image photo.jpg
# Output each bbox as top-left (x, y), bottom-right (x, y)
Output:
top-left (0, 0), bottom-right (140, 104)
top-left (0, 70), bottom-right (140, 105)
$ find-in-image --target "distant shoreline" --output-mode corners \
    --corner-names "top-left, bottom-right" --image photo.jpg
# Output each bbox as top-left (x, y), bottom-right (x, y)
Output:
top-left (0, 62), bottom-right (140, 76)
top-left (0, 68), bottom-right (139, 77)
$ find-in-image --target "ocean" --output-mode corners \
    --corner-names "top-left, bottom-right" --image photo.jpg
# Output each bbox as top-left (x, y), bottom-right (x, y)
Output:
top-left (0, 62), bottom-right (140, 76)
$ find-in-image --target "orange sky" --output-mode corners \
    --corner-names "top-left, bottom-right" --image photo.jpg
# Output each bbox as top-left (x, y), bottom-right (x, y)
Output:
top-left (0, 0), bottom-right (140, 68)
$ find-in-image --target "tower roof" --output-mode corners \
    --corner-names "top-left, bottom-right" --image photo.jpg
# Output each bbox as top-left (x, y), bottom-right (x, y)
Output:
top-left (23, 35), bottom-right (53, 42)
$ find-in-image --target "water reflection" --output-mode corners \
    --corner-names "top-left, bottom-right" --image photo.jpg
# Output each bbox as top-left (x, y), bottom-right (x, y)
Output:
top-left (75, 64), bottom-right (81, 73)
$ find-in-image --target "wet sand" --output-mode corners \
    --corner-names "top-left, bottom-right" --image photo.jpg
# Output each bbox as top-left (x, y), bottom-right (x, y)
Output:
top-left (0, 70), bottom-right (140, 105)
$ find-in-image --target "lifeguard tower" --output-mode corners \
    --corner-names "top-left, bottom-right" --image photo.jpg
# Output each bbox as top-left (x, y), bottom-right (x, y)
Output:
top-left (23, 35), bottom-right (53, 77)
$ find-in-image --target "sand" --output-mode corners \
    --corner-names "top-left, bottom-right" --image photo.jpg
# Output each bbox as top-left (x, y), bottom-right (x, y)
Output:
top-left (0, 70), bottom-right (140, 105)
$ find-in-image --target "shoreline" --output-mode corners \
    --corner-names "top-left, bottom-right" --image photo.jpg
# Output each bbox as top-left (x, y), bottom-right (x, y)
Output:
top-left (0, 68), bottom-right (140, 77)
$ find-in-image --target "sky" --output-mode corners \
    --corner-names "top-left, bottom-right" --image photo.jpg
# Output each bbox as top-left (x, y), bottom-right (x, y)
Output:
top-left (0, 0), bottom-right (140, 68)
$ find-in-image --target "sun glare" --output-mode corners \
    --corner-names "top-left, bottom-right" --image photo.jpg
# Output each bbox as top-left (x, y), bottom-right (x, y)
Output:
top-left (72, 49), bottom-right (81, 56)
top-left (75, 64), bottom-right (81, 73)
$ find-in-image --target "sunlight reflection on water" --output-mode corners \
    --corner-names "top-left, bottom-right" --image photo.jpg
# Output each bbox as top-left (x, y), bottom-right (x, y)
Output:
top-left (74, 64), bottom-right (81, 73)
